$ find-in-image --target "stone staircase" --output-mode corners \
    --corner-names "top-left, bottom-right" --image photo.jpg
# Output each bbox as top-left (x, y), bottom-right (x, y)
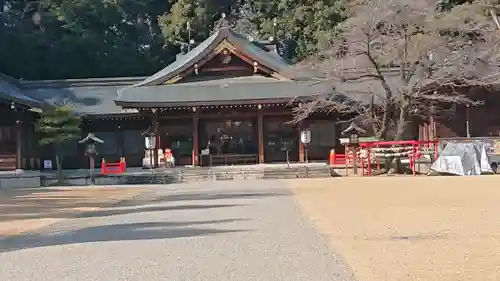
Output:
top-left (39, 164), bottom-right (334, 186)
top-left (178, 167), bottom-right (213, 182)
top-left (262, 165), bottom-right (332, 179)
top-left (176, 164), bottom-right (332, 183)
top-left (121, 164), bottom-right (333, 184)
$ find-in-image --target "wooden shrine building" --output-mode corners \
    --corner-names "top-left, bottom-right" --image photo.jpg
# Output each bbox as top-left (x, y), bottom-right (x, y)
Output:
top-left (0, 27), bottom-right (339, 170)
top-left (2, 26), bottom-right (499, 171)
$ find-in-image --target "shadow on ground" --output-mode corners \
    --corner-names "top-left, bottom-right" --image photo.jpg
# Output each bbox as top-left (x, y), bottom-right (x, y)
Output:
top-left (75, 204), bottom-right (248, 218)
top-left (119, 190), bottom-right (291, 207)
top-left (0, 189), bottom-right (289, 221)
top-left (0, 219), bottom-right (249, 253)
top-left (1, 203), bottom-right (246, 221)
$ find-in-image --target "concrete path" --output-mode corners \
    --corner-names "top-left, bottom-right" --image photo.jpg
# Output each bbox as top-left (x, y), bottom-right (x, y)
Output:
top-left (0, 181), bottom-right (353, 281)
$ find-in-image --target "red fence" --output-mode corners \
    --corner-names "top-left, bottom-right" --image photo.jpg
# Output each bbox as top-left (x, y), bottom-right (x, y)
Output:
top-left (329, 151), bottom-right (349, 165)
top-left (330, 140), bottom-right (440, 176)
top-left (101, 157), bottom-right (127, 175)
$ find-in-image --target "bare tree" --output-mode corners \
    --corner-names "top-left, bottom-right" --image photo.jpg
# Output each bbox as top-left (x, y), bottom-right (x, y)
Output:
top-left (292, 0), bottom-right (500, 141)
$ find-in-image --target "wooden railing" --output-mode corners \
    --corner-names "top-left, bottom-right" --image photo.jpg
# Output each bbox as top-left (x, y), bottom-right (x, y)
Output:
top-left (330, 153), bottom-right (348, 165)
top-left (101, 158), bottom-right (127, 175)
top-left (0, 153), bottom-right (16, 171)
top-left (199, 154), bottom-right (258, 166)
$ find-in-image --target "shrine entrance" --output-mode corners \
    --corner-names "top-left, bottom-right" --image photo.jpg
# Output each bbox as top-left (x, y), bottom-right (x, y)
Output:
top-left (199, 118), bottom-right (259, 165)
top-left (263, 117), bottom-right (299, 163)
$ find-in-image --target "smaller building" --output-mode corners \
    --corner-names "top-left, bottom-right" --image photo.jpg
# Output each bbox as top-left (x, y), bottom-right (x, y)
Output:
top-left (0, 74), bottom-right (43, 170)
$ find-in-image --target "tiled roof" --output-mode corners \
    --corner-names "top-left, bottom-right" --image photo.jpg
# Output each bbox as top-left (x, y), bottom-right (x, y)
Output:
top-left (116, 76), bottom-right (332, 107)
top-left (0, 74), bottom-right (44, 108)
top-left (0, 26), bottom-right (408, 116)
top-left (23, 86), bottom-right (125, 115)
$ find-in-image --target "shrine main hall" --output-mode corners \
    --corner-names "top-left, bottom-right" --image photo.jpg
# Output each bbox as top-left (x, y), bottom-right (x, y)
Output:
top-left (0, 26), bottom-right (343, 170)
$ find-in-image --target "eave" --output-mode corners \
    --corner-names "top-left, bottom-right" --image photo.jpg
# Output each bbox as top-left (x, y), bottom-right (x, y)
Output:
top-left (115, 97), bottom-right (312, 109)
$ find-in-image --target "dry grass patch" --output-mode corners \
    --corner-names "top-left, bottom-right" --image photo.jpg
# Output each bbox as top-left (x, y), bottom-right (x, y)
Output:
top-left (289, 177), bottom-right (500, 281)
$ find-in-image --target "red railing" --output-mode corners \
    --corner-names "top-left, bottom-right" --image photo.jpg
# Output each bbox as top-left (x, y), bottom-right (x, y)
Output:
top-left (329, 150), bottom-right (354, 166)
top-left (329, 140), bottom-right (440, 176)
top-left (331, 153), bottom-right (347, 165)
top-left (101, 157), bottom-right (127, 175)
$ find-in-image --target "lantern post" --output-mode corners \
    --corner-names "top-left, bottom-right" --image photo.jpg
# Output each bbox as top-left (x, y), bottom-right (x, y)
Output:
top-left (300, 128), bottom-right (311, 163)
top-left (143, 131), bottom-right (157, 169)
top-left (78, 133), bottom-right (103, 185)
top-left (342, 122), bottom-right (366, 176)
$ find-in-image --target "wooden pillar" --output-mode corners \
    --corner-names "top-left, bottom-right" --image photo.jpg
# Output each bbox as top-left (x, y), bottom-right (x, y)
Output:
top-left (334, 120), bottom-right (342, 153)
top-left (298, 121), bottom-right (305, 163)
top-left (15, 121), bottom-right (22, 170)
top-left (429, 105), bottom-right (437, 140)
top-left (152, 109), bottom-right (159, 168)
top-left (116, 124), bottom-right (124, 157)
top-left (192, 111), bottom-right (199, 166)
top-left (257, 111), bottom-right (264, 163)
top-left (419, 122), bottom-right (427, 141)
top-left (429, 117), bottom-right (436, 140)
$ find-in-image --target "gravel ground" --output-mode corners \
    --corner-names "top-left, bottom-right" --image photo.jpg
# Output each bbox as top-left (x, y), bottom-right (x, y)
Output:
top-left (0, 180), bottom-right (354, 281)
top-left (290, 177), bottom-right (500, 281)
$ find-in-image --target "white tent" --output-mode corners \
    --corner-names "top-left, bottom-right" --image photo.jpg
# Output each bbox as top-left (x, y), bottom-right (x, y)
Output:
top-left (430, 141), bottom-right (493, 176)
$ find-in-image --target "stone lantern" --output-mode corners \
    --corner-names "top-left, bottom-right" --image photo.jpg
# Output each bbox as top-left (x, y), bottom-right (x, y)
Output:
top-left (78, 133), bottom-right (103, 184)
top-left (342, 122), bottom-right (366, 175)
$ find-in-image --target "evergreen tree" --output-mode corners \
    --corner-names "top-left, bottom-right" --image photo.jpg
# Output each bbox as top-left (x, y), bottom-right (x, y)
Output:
top-left (1, 0), bottom-right (346, 79)
top-left (35, 106), bottom-right (81, 183)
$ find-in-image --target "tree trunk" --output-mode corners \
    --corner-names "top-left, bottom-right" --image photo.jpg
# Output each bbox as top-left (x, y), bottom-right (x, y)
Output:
top-left (55, 145), bottom-right (64, 184)
top-left (384, 104), bottom-right (411, 174)
top-left (55, 155), bottom-right (63, 183)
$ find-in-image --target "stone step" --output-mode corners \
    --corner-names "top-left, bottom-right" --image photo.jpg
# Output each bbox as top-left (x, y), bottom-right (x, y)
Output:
top-left (40, 165), bottom-right (334, 186)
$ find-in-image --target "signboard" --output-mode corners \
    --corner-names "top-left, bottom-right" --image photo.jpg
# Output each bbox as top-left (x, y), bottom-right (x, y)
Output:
top-left (201, 148), bottom-right (210, 155)
top-left (43, 160), bottom-right (52, 169)
top-left (340, 137), bottom-right (379, 145)
top-left (300, 129), bottom-right (311, 145)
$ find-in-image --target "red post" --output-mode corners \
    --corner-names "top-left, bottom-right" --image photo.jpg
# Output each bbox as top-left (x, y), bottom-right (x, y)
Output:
top-left (412, 143), bottom-right (416, 176)
top-left (329, 149), bottom-right (335, 166)
top-left (361, 155), bottom-right (365, 176)
top-left (101, 159), bottom-right (106, 174)
top-left (119, 159), bottom-right (124, 173)
top-left (121, 157), bottom-right (127, 172)
top-left (367, 149), bottom-right (371, 176)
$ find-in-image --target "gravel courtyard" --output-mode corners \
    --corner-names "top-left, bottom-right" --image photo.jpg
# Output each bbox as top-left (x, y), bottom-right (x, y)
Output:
top-left (0, 181), bottom-right (353, 281)
top-left (290, 176), bottom-right (500, 281)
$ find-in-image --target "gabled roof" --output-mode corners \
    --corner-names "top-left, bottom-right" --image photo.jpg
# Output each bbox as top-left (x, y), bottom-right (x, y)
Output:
top-left (115, 27), bottom-right (322, 107)
top-left (78, 133), bottom-right (104, 144)
top-left (129, 27), bottom-right (292, 88)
